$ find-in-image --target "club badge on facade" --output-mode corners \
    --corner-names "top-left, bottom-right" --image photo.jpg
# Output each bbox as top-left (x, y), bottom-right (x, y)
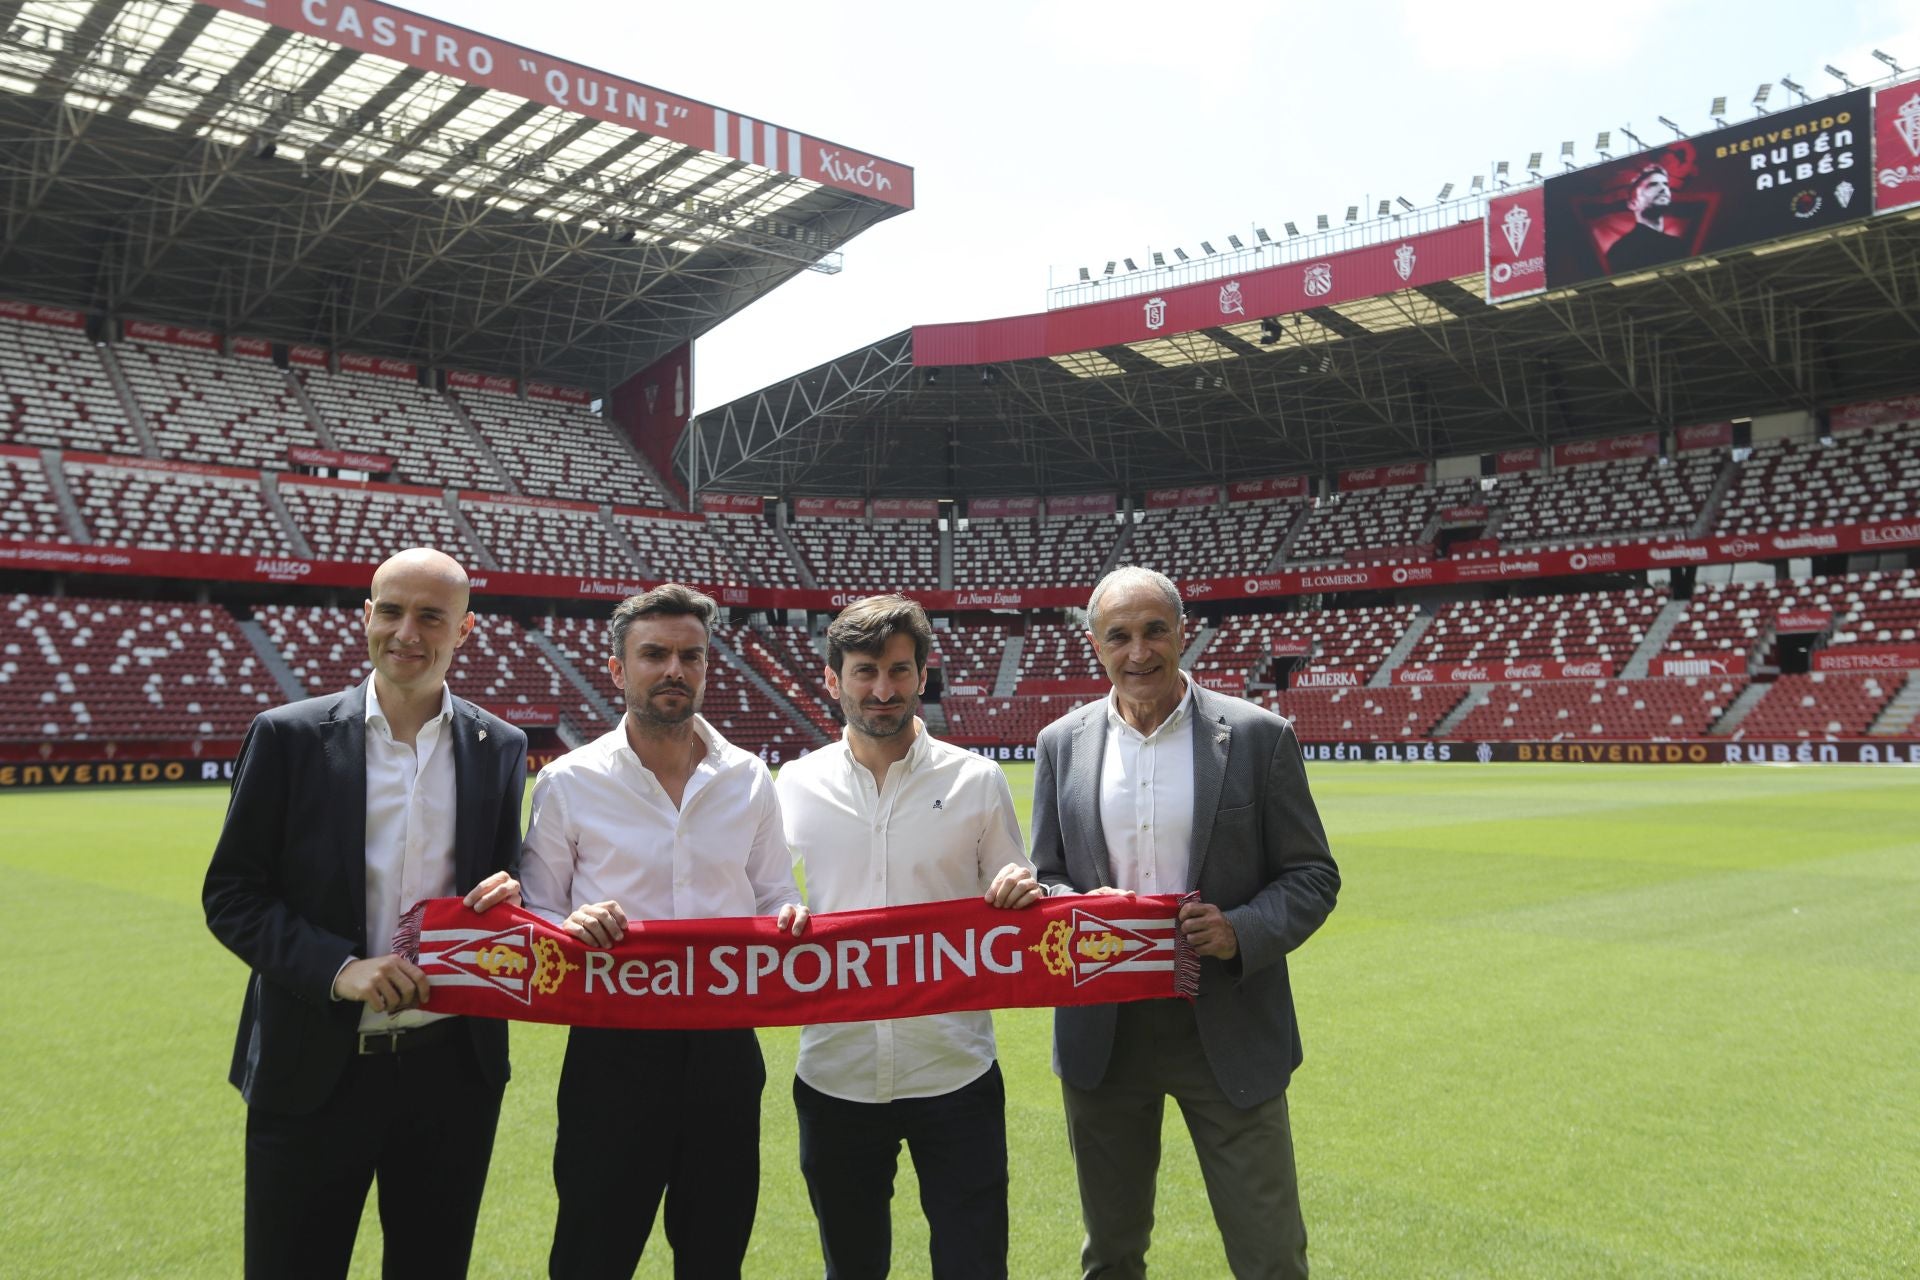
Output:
top-left (1897, 93), bottom-right (1920, 156)
top-left (1218, 280), bottom-right (1245, 316)
top-left (1302, 264), bottom-right (1333, 298)
top-left (1392, 243), bottom-right (1416, 282)
top-left (1143, 296), bottom-right (1168, 331)
top-left (1028, 906), bottom-right (1183, 987)
top-left (1502, 204), bottom-right (1531, 256)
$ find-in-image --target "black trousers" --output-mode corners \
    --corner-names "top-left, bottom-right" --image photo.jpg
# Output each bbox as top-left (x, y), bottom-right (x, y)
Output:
top-left (793, 1062), bottom-right (1010, 1280)
top-left (243, 1022), bottom-right (504, 1280)
top-left (549, 1026), bottom-right (765, 1280)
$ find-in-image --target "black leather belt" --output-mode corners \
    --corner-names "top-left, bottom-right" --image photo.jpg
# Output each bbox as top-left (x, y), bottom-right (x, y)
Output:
top-left (357, 1018), bottom-right (462, 1056)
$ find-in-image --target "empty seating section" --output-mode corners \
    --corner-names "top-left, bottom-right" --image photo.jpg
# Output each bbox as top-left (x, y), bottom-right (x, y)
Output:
top-left (954, 515), bottom-right (1118, 587)
top-left (1287, 482), bottom-right (1476, 565)
top-left (1263, 686), bottom-right (1463, 740)
top-left (615, 514), bottom-right (744, 586)
top-left (1450, 678), bottom-right (1738, 740)
top-left (68, 460), bottom-right (292, 557)
top-left (1409, 588), bottom-right (1665, 668)
top-left (1716, 424), bottom-right (1920, 535)
top-left (0, 317), bottom-right (134, 454)
top-left (788, 517), bottom-right (938, 592)
top-left (279, 481), bottom-right (468, 563)
top-left (944, 694), bottom-right (1094, 743)
top-left (455, 389), bottom-right (670, 506)
top-left (705, 512), bottom-right (804, 587)
top-left (1021, 621), bottom-right (1103, 681)
top-left (463, 501), bottom-right (636, 578)
top-left (1494, 455), bottom-right (1722, 546)
top-left (936, 625), bottom-right (1011, 689)
top-left (1732, 673), bottom-right (1899, 739)
top-left (1663, 580), bottom-right (1778, 663)
top-left (723, 625), bottom-right (837, 737)
top-left (1122, 501), bottom-right (1298, 580)
top-left (1668, 570), bottom-right (1920, 661)
top-left (253, 604), bottom-right (373, 695)
top-left (0, 452), bottom-right (72, 543)
top-left (116, 342), bottom-right (318, 470)
top-left (1821, 569), bottom-right (1920, 646)
top-left (2, 594), bottom-right (275, 739)
top-left (1199, 606), bottom-right (1417, 681)
top-left (301, 368), bottom-right (499, 490)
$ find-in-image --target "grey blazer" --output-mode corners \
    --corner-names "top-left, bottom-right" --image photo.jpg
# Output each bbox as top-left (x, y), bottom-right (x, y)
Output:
top-left (1030, 684), bottom-right (1339, 1108)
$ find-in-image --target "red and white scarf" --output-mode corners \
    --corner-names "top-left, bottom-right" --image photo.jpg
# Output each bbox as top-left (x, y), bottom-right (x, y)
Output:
top-left (395, 894), bottom-right (1198, 1030)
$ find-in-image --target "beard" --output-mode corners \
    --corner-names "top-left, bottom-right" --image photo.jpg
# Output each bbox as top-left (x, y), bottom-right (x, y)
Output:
top-left (628, 680), bottom-right (700, 729)
top-left (841, 691), bottom-right (916, 739)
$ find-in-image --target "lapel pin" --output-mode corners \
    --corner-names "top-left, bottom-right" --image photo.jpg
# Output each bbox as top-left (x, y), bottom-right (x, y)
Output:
top-left (478, 728), bottom-right (488, 742)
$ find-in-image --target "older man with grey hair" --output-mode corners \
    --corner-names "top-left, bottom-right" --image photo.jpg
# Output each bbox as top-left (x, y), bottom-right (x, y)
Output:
top-left (1030, 565), bottom-right (1341, 1279)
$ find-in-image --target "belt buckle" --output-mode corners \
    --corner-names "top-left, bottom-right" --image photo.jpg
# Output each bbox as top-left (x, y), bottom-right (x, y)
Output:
top-left (358, 1029), bottom-right (403, 1056)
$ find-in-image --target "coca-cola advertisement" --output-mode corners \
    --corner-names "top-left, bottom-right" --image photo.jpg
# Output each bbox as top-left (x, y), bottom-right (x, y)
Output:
top-left (1394, 659), bottom-right (1614, 685)
top-left (1495, 448), bottom-right (1543, 474)
top-left (1227, 476), bottom-right (1309, 503)
top-left (287, 446), bottom-right (396, 474)
top-left (1144, 486), bottom-right (1220, 511)
top-left (0, 299), bottom-right (84, 329)
top-left (122, 320), bottom-right (219, 351)
top-left (794, 497), bottom-right (867, 519)
top-left (339, 353), bottom-right (418, 382)
top-left (871, 498), bottom-right (939, 520)
top-left (700, 493), bottom-right (766, 515)
top-left (447, 369), bottom-right (519, 396)
top-left (1676, 422), bottom-right (1733, 452)
top-left (967, 497), bottom-right (1042, 520)
top-left (1553, 432), bottom-right (1659, 468)
top-left (1828, 394), bottom-right (1920, 432)
top-left (1338, 463), bottom-right (1428, 493)
top-left (1046, 493), bottom-right (1117, 517)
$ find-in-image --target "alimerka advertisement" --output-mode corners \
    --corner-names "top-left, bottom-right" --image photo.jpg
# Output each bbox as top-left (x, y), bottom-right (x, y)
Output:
top-left (1544, 89), bottom-right (1870, 286)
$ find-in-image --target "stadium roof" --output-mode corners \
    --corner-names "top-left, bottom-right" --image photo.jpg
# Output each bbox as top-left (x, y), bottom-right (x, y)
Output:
top-left (0, 0), bottom-right (911, 390)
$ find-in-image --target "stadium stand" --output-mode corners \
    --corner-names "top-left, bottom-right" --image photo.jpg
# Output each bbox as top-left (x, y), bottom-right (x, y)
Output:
top-left (705, 511), bottom-right (805, 587)
top-left (945, 693), bottom-right (1097, 743)
top-left (723, 624), bottom-right (838, 738)
top-left (1450, 678), bottom-right (1739, 740)
top-left (114, 340), bottom-right (320, 471)
top-left (1664, 570), bottom-right (1920, 663)
top-left (1263, 686), bottom-right (1464, 740)
top-left (787, 516), bottom-right (940, 592)
top-left (613, 512), bottom-right (746, 586)
top-left (279, 480), bottom-right (470, 563)
top-left (300, 366), bottom-right (501, 491)
top-left (0, 450), bottom-right (74, 543)
top-left (1021, 620), bottom-right (1104, 682)
top-left (0, 315), bottom-right (135, 456)
top-left (1406, 588), bottom-right (1666, 668)
top-left (937, 624), bottom-right (1014, 689)
top-left (1, 594), bottom-right (276, 739)
top-left (1714, 423), bottom-right (1920, 535)
top-left (1198, 605), bottom-right (1418, 682)
top-left (952, 514), bottom-right (1120, 587)
top-left (1286, 481), bottom-right (1479, 565)
top-left (462, 498), bottom-right (639, 579)
top-left (1730, 672), bottom-right (1900, 739)
top-left (67, 459), bottom-right (293, 557)
top-left (1493, 454), bottom-right (1724, 547)
top-left (1120, 500), bottom-right (1297, 580)
top-left (454, 387), bottom-right (673, 507)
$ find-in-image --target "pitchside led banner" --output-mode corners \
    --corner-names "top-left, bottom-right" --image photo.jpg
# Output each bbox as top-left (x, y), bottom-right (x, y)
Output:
top-left (1542, 89), bottom-right (1871, 288)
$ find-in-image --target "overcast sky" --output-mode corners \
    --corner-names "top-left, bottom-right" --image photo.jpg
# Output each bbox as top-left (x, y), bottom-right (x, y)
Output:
top-left (414, 0), bottom-right (1917, 414)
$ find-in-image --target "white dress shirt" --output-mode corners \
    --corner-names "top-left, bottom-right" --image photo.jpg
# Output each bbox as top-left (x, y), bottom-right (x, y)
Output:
top-left (778, 722), bottom-right (1028, 1103)
top-left (1099, 675), bottom-right (1197, 895)
top-left (520, 714), bottom-right (798, 926)
top-left (361, 678), bottom-right (457, 1031)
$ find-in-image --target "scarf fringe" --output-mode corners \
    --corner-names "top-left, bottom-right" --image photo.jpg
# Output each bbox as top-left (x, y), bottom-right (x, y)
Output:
top-left (392, 900), bottom-right (426, 963)
top-left (1173, 890), bottom-right (1202, 1000)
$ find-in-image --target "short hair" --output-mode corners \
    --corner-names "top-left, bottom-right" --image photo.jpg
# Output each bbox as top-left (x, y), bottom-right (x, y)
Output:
top-left (826, 594), bottom-right (932, 674)
top-left (608, 583), bottom-right (717, 661)
top-left (1087, 566), bottom-right (1183, 633)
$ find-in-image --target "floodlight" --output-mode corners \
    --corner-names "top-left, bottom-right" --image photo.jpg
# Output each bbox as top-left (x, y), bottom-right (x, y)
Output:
top-left (1872, 49), bottom-right (1904, 73)
top-left (1619, 125), bottom-right (1644, 149)
top-left (1658, 115), bottom-right (1685, 138)
top-left (1709, 95), bottom-right (1727, 116)
top-left (1376, 199), bottom-right (1390, 217)
top-left (1103, 261), bottom-right (1116, 276)
top-left (1395, 196), bottom-right (1415, 211)
top-left (1471, 174), bottom-right (1485, 193)
top-left (1255, 227), bottom-right (1272, 243)
top-left (1173, 247), bottom-right (1189, 261)
top-left (1228, 234), bottom-right (1244, 250)
top-left (1282, 222), bottom-right (1298, 238)
top-left (1824, 64), bottom-right (1854, 89)
top-left (1780, 75), bottom-right (1808, 103)
top-left (1752, 82), bottom-right (1772, 111)
top-left (1316, 213), bottom-right (1329, 230)
top-left (1560, 140), bottom-right (1576, 155)
top-left (1152, 251), bottom-right (1165, 267)
top-left (1077, 267), bottom-right (1090, 282)
top-left (1526, 151), bottom-right (1543, 170)
top-left (1437, 183), bottom-right (1453, 201)
top-left (1345, 205), bottom-right (1359, 222)
top-left (1496, 160), bottom-right (1510, 175)
top-left (1124, 257), bottom-right (1138, 271)
top-left (1200, 241), bottom-right (1217, 255)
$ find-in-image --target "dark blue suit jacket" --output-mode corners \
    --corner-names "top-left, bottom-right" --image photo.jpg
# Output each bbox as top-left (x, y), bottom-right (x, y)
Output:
top-left (203, 683), bottom-right (527, 1115)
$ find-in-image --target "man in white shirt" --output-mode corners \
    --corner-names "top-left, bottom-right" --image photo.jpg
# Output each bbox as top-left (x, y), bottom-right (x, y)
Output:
top-left (520, 584), bottom-right (809, 1280)
top-left (204, 547), bottom-right (528, 1278)
top-left (776, 594), bottom-right (1041, 1280)
top-left (1031, 566), bottom-right (1340, 1280)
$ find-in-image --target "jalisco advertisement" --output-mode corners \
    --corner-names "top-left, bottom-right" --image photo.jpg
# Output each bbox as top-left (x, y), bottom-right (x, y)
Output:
top-left (197, 0), bottom-right (912, 208)
top-left (1873, 80), bottom-right (1920, 215)
top-left (1543, 90), bottom-right (1871, 287)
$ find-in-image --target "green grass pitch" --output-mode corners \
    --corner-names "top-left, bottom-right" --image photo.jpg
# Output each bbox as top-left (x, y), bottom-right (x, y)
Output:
top-left (3, 762), bottom-right (1916, 1277)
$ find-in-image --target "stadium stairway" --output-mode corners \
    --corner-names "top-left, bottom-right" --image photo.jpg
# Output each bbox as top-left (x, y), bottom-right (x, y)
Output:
top-left (1368, 611), bottom-right (1434, 687)
top-left (1690, 453), bottom-right (1741, 538)
top-left (921, 701), bottom-right (949, 735)
top-left (441, 492), bottom-right (499, 570)
top-left (524, 628), bottom-right (620, 727)
top-left (1868, 674), bottom-right (1920, 736)
top-left (1621, 599), bottom-right (1690, 678)
top-left (258, 472), bottom-right (315, 560)
top-left (94, 343), bottom-right (162, 459)
top-left (1271, 505), bottom-right (1314, 567)
top-left (1707, 681), bottom-right (1773, 736)
top-left (38, 447), bottom-right (89, 540)
top-left (1432, 684), bottom-right (1492, 736)
top-left (442, 393), bottom-right (519, 495)
top-left (1180, 624), bottom-right (1215, 670)
top-left (770, 509), bottom-right (818, 590)
top-left (708, 631), bottom-right (831, 749)
top-left (283, 369), bottom-right (341, 449)
top-left (993, 632), bottom-right (1024, 697)
top-left (597, 506), bottom-right (654, 576)
top-left (235, 616), bottom-right (312, 704)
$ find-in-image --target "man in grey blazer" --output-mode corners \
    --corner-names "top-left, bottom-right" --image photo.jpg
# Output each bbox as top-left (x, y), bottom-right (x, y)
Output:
top-left (1031, 565), bottom-right (1340, 1280)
